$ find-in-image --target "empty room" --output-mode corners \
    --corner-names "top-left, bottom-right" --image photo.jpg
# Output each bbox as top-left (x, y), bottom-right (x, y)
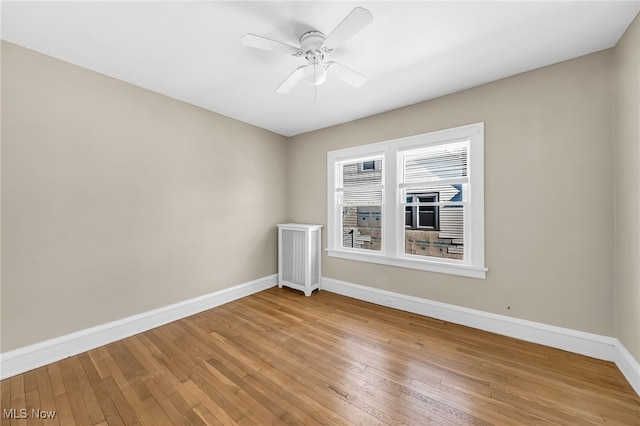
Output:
top-left (1, 1), bottom-right (639, 425)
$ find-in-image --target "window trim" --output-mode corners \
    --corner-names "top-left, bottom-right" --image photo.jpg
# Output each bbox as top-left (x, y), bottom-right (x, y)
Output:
top-left (327, 122), bottom-right (487, 279)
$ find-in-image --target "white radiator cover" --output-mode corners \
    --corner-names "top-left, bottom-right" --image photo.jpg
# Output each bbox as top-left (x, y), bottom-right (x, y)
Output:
top-left (277, 224), bottom-right (323, 296)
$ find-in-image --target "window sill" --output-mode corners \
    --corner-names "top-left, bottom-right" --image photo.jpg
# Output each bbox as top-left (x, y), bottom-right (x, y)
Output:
top-left (326, 249), bottom-right (487, 279)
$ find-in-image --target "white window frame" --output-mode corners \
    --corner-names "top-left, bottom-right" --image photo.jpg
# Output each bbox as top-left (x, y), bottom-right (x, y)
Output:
top-left (327, 122), bottom-right (487, 279)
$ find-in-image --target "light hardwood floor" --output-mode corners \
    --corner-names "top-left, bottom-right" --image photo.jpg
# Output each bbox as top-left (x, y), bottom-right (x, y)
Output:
top-left (1, 287), bottom-right (639, 425)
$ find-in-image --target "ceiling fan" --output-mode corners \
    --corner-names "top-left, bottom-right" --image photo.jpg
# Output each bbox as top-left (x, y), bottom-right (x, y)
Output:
top-left (241, 7), bottom-right (373, 93)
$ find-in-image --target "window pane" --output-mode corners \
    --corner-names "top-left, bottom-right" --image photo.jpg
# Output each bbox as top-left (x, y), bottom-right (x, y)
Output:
top-left (341, 187), bottom-right (383, 206)
top-left (403, 142), bottom-right (468, 184)
top-left (439, 205), bottom-right (464, 240)
top-left (342, 159), bottom-right (382, 187)
top-left (418, 206), bottom-right (437, 228)
top-left (342, 206), bottom-right (381, 251)
top-left (405, 206), bottom-right (414, 228)
top-left (340, 157), bottom-right (383, 205)
top-left (405, 193), bottom-right (439, 230)
top-left (405, 205), bottom-right (464, 260)
top-left (362, 160), bottom-right (376, 170)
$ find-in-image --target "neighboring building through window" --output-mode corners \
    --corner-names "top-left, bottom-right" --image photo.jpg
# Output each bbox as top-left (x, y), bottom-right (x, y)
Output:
top-left (339, 158), bottom-right (383, 251)
top-left (327, 123), bottom-right (486, 279)
top-left (405, 193), bottom-right (439, 230)
top-left (361, 160), bottom-right (377, 171)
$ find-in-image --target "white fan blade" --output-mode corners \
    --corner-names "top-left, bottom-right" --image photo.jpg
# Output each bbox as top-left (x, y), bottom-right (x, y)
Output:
top-left (276, 66), bottom-right (306, 93)
top-left (241, 33), bottom-right (301, 56)
top-left (326, 61), bottom-right (367, 87)
top-left (323, 7), bottom-right (373, 51)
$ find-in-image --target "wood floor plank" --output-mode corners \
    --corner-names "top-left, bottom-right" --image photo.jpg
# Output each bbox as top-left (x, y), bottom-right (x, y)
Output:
top-left (56, 358), bottom-right (94, 426)
top-left (2, 287), bottom-right (639, 425)
top-left (191, 403), bottom-right (227, 426)
top-left (0, 378), bottom-right (10, 426)
top-left (197, 361), bottom-right (283, 425)
top-left (70, 357), bottom-right (106, 426)
top-left (104, 341), bottom-right (151, 403)
top-left (139, 396), bottom-right (173, 425)
top-left (22, 372), bottom-right (37, 396)
top-left (188, 365), bottom-right (250, 423)
top-left (100, 376), bottom-right (141, 426)
top-left (9, 375), bottom-right (26, 426)
top-left (101, 352), bottom-right (153, 424)
top-left (182, 379), bottom-right (242, 426)
top-left (145, 380), bottom-right (194, 425)
top-left (44, 365), bottom-right (65, 400)
top-left (121, 336), bottom-right (183, 402)
top-left (166, 391), bottom-right (206, 426)
top-left (24, 389), bottom-right (41, 426)
top-left (52, 394), bottom-right (75, 426)
top-left (86, 350), bottom-right (112, 381)
top-left (34, 367), bottom-right (59, 426)
top-left (240, 373), bottom-right (322, 425)
top-left (77, 353), bottom-right (124, 426)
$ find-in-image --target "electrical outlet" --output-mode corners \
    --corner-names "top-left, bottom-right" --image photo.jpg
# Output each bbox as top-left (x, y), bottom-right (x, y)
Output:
top-left (385, 297), bottom-right (395, 306)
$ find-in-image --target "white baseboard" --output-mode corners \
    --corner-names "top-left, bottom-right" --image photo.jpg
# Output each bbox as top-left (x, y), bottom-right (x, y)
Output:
top-left (0, 274), bottom-right (278, 380)
top-left (3, 274), bottom-right (637, 397)
top-left (321, 277), bottom-right (640, 396)
top-left (614, 339), bottom-right (640, 396)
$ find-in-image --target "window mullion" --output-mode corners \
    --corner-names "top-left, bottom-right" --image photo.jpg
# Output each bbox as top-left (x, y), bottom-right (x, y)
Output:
top-left (383, 145), bottom-right (397, 256)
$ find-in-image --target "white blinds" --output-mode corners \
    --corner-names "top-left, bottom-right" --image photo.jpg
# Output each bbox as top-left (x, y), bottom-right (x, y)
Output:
top-left (338, 157), bottom-right (383, 206)
top-left (402, 141), bottom-right (468, 187)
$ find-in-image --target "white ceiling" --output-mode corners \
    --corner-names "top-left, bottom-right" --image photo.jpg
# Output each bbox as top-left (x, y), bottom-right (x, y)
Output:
top-left (2, 1), bottom-right (639, 137)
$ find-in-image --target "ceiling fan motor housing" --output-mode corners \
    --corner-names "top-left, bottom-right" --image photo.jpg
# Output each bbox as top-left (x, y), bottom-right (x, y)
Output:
top-left (300, 31), bottom-right (327, 64)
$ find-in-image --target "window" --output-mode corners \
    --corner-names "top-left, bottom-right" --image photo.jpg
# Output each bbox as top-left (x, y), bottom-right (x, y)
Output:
top-left (361, 160), bottom-right (377, 171)
top-left (327, 123), bottom-right (486, 279)
top-left (406, 193), bottom-right (439, 230)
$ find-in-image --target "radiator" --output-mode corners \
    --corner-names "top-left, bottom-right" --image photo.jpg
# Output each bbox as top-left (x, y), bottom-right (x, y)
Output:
top-left (277, 224), bottom-right (323, 296)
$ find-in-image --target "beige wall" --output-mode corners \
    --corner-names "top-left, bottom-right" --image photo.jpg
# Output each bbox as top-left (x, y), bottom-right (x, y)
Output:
top-left (1, 42), bottom-right (288, 351)
top-left (614, 14), bottom-right (640, 363)
top-left (2, 18), bottom-right (637, 358)
top-left (289, 49), bottom-right (615, 335)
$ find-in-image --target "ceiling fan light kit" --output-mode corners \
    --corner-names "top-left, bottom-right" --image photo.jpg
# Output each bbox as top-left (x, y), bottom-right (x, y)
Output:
top-left (241, 7), bottom-right (373, 94)
top-left (300, 31), bottom-right (327, 86)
